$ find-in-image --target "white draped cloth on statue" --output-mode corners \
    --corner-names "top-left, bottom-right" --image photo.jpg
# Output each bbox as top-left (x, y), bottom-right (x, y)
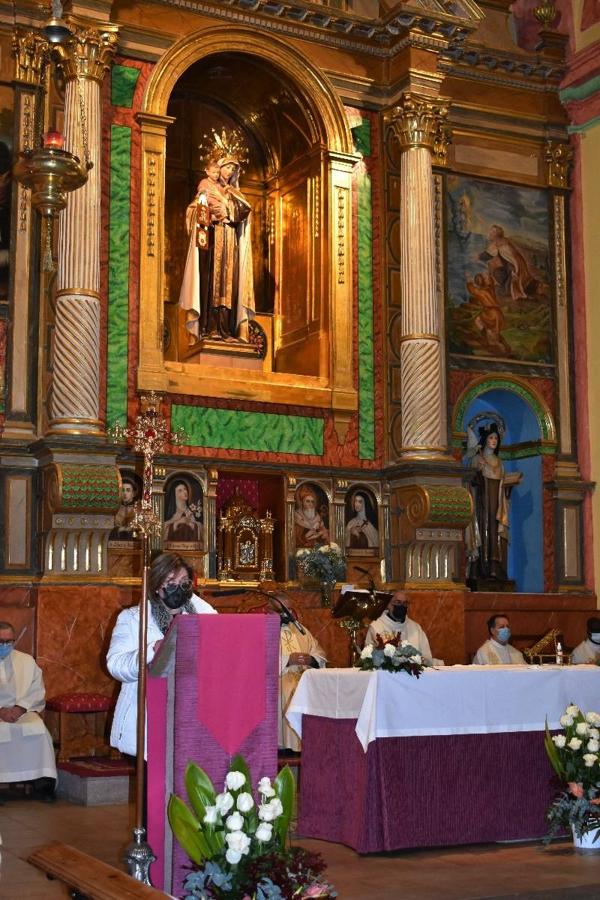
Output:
top-left (279, 623), bottom-right (327, 752)
top-left (0, 649), bottom-right (57, 781)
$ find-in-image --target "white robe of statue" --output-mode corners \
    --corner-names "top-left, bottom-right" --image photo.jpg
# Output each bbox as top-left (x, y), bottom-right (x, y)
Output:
top-left (0, 649), bottom-right (57, 782)
top-left (279, 623), bottom-right (327, 752)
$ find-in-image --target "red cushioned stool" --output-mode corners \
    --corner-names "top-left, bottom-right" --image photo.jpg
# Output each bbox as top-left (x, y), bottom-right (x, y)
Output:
top-left (46, 693), bottom-right (114, 762)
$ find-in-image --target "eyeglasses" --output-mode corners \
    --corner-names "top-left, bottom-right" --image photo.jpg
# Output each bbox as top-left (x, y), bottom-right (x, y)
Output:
top-left (0, 639), bottom-right (15, 646)
top-left (164, 579), bottom-right (193, 592)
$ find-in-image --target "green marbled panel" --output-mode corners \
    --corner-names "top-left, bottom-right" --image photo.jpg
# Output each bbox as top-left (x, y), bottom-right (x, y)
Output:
top-left (357, 166), bottom-right (375, 460)
top-left (111, 65), bottom-right (140, 109)
top-left (171, 405), bottom-right (324, 456)
top-left (106, 125), bottom-right (131, 430)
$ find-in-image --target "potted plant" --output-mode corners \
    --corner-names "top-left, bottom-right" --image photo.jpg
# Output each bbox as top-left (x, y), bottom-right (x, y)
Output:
top-left (295, 543), bottom-right (346, 608)
top-left (357, 632), bottom-right (431, 677)
top-left (168, 754), bottom-right (337, 898)
top-left (544, 703), bottom-right (600, 848)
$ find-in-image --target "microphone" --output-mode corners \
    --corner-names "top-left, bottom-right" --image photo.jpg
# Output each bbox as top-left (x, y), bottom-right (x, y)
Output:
top-left (205, 587), bottom-right (250, 597)
top-left (266, 592), bottom-right (306, 635)
top-left (353, 565), bottom-right (375, 591)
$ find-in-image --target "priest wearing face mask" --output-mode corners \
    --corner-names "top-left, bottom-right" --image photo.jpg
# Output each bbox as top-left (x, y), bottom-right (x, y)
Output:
top-left (107, 551), bottom-right (217, 757)
top-left (364, 592), bottom-right (434, 665)
top-left (472, 613), bottom-right (525, 665)
top-left (571, 617), bottom-right (600, 665)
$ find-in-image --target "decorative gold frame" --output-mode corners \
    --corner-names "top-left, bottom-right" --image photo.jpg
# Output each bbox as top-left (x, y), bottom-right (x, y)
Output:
top-left (137, 26), bottom-right (358, 422)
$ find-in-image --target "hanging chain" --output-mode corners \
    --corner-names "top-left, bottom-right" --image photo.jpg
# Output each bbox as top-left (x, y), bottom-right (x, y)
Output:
top-left (32, 48), bottom-right (50, 150)
top-left (76, 52), bottom-right (91, 169)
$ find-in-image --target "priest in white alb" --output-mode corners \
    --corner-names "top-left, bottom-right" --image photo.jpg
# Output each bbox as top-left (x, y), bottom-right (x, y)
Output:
top-left (365, 592), bottom-right (434, 664)
top-left (280, 615), bottom-right (327, 752)
top-left (0, 621), bottom-right (57, 797)
top-left (472, 613), bottom-right (525, 665)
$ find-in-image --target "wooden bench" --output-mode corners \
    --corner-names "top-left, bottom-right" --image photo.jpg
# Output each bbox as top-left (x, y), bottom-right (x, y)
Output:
top-left (28, 842), bottom-right (169, 899)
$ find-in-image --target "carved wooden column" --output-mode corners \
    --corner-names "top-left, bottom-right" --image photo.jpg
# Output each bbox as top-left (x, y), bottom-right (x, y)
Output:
top-left (48, 22), bottom-right (117, 436)
top-left (3, 31), bottom-right (48, 440)
top-left (387, 93), bottom-right (450, 459)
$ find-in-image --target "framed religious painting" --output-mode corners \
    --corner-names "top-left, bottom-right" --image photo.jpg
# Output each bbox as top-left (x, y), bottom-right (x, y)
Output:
top-left (109, 469), bottom-right (143, 544)
top-left (163, 473), bottom-right (204, 548)
top-left (444, 174), bottom-right (554, 367)
top-left (293, 482), bottom-right (331, 550)
top-left (344, 486), bottom-right (380, 557)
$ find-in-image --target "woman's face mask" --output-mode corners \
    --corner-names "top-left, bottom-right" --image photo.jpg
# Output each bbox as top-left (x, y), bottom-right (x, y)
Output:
top-left (160, 580), bottom-right (193, 610)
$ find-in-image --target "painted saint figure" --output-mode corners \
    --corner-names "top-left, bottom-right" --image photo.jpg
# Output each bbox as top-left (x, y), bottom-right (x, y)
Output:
top-left (345, 491), bottom-right (379, 551)
top-left (294, 484), bottom-right (329, 549)
top-left (178, 129), bottom-right (255, 343)
top-left (109, 475), bottom-right (140, 541)
top-left (479, 224), bottom-right (539, 302)
top-left (163, 479), bottom-right (203, 544)
top-left (465, 272), bottom-right (512, 357)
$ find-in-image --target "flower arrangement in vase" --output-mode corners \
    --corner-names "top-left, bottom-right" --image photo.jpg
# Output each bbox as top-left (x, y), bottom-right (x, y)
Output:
top-left (357, 632), bottom-right (430, 677)
top-left (295, 543), bottom-right (346, 608)
top-left (168, 754), bottom-right (337, 898)
top-left (544, 703), bottom-right (600, 846)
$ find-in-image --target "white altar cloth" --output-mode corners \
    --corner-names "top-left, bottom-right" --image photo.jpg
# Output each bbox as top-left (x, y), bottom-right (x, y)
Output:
top-left (286, 665), bottom-right (600, 751)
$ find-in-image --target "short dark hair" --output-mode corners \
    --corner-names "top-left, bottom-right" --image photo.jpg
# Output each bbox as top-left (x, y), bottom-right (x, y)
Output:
top-left (587, 617), bottom-right (600, 633)
top-left (148, 552), bottom-right (193, 597)
top-left (487, 613), bottom-right (508, 635)
top-left (0, 621), bottom-right (15, 635)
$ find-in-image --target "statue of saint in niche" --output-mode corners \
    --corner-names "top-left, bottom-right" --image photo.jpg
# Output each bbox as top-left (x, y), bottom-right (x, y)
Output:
top-left (178, 128), bottom-right (255, 344)
top-left (344, 489), bottom-right (379, 553)
top-left (465, 421), bottom-right (522, 585)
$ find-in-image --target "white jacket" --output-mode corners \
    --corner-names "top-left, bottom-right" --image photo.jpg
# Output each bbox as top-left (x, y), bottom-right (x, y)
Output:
top-left (107, 594), bottom-right (216, 756)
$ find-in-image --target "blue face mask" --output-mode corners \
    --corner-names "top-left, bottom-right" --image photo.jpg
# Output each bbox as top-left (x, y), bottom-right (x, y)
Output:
top-left (0, 643), bottom-right (13, 660)
top-left (496, 626), bottom-right (511, 643)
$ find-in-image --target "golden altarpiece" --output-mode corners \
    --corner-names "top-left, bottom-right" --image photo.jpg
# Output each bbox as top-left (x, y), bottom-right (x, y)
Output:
top-left (0, 0), bottom-right (597, 698)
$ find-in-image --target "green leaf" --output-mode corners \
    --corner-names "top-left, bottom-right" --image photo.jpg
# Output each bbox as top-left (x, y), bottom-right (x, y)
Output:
top-left (185, 762), bottom-right (216, 822)
top-left (229, 754), bottom-right (253, 790)
top-left (273, 765), bottom-right (295, 846)
top-left (545, 719), bottom-right (565, 779)
top-left (167, 795), bottom-right (212, 865)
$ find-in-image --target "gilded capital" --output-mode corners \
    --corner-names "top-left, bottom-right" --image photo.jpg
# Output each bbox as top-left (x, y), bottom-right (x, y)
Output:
top-left (546, 140), bottom-right (573, 189)
top-left (387, 93), bottom-right (451, 162)
top-left (13, 29), bottom-right (49, 86)
top-left (53, 23), bottom-right (118, 85)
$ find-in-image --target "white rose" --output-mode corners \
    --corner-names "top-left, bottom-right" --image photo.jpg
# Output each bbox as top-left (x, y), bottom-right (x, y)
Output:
top-left (590, 729), bottom-right (600, 740)
top-left (586, 712), bottom-right (600, 726)
top-left (225, 830), bottom-right (251, 855)
top-left (318, 545), bottom-right (328, 553)
top-left (552, 734), bottom-right (566, 748)
top-left (568, 737), bottom-right (583, 750)
top-left (560, 715), bottom-right (574, 727)
top-left (384, 643), bottom-right (396, 658)
top-left (258, 798), bottom-right (284, 822)
top-left (584, 753), bottom-right (598, 767)
top-left (225, 812), bottom-right (244, 831)
top-left (225, 771), bottom-right (246, 791)
top-left (297, 548), bottom-right (310, 557)
top-left (203, 805), bottom-right (218, 825)
top-left (588, 739), bottom-right (600, 753)
top-left (215, 792), bottom-right (234, 815)
top-left (255, 822), bottom-right (273, 842)
top-left (409, 655), bottom-right (422, 665)
top-left (237, 792), bottom-right (254, 812)
top-left (566, 704), bottom-right (580, 717)
top-left (257, 777), bottom-right (275, 799)
top-left (576, 722), bottom-right (590, 736)
top-left (360, 644), bottom-right (373, 660)
top-left (225, 848), bottom-right (242, 865)
top-left (329, 542), bottom-right (340, 551)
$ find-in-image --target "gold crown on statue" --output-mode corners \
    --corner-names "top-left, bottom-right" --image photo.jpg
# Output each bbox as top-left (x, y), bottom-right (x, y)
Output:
top-left (199, 128), bottom-right (249, 171)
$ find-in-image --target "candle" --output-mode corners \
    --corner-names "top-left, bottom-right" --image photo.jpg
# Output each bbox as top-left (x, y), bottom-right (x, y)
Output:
top-left (43, 130), bottom-right (64, 150)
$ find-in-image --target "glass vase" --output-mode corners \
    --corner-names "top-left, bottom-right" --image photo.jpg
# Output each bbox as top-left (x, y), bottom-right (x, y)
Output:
top-left (320, 581), bottom-right (335, 608)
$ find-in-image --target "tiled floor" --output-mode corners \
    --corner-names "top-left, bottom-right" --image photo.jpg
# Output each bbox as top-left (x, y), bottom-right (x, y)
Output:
top-left (1, 797), bottom-right (600, 898)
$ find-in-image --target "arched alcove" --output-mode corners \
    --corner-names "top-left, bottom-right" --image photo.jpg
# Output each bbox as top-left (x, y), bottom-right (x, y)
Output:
top-left (456, 380), bottom-right (556, 592)
top-left (137, 27), bottom-right (357, 417)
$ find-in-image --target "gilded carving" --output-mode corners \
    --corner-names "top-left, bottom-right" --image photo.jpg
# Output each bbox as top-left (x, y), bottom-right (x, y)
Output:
top-left (147, 155), bottom-right (157, 258)
top-left (46, 463), bottom-right (120, 514)
top-left (387, 93), bottom-right (451, 158)
top-left (554, 195), bottom-right (567, 309)
top-left (546, 141), bottom-right (573, 189)
top-left (337, 187), bottom-right (346, 285)
top-left (12, 30), bottom-right (49, 86)
top-left (399, 484), bottom-right (473, 528)
top-left (53, 24), bottom-right (118, 85)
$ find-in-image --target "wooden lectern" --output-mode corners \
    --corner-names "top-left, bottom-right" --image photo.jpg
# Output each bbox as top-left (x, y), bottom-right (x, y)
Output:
top-left (146, 614), bottom-right (280, 895)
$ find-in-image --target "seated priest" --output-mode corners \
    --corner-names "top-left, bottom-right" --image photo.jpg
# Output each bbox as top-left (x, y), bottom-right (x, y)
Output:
top-left (365, 592), bottom-right (434, 664)
top-left (571, 616), bottom-right (600, 665)
top-left (0, 621), bottom-right (57, 801)
top-left (472, 613), bottom-right (525, 665)
top-left (107, 552), bottom-right (217, 757)
top-left (279, 609), bottom-right (327, 753)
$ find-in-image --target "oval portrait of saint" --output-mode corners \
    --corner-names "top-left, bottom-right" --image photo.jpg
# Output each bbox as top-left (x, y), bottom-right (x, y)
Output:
top-left (109, 470), bottom-right (142, 542)
top-left (294, 482), bottom-right (330, 550)
top-left (344, 488), bottom-right (379, 555)
top-left (163, 474), bottom-right (203, 547)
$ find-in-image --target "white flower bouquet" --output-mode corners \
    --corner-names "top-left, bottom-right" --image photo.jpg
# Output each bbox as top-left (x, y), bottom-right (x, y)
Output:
top-left (357, 632), bottom-right (430, 677)
top-left (295, 543), bottom-right (346, 584)
top-left (544, 703), bottom-right (600, 842)
top-left (168, 755), bottom-right (336, 898)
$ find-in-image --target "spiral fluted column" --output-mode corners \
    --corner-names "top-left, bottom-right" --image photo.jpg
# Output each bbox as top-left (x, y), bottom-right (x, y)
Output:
top-left (388, 93), bottom-right (450, 459)
top-left (48, 22), bottom-right (117, 435)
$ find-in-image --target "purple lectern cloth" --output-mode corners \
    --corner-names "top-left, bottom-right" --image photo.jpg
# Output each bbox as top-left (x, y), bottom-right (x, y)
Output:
top-left (297, 716), bottom-right (557, 853)
top-left (197, 615), bottom-right (266, 754)
top-left (147, 677), bottom-right (168, 889)
top-left (171, 615), bottom-right (279, 894)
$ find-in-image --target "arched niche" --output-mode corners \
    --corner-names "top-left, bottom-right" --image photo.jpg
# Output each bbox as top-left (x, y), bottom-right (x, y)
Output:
top-left (137, 27), bottom-right (357, 421)
top-left (454, 376), bottom-right (557, 593)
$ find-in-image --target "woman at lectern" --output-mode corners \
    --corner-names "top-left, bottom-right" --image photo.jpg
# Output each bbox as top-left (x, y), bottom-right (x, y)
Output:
top-left (106, 552), bottom-right (216, 757)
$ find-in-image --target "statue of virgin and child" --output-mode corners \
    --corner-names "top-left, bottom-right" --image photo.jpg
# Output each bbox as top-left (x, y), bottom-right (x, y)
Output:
top-left (178, 128), bottom-right (255, 344)
top-left (465, 421), bottom-right (522, 586)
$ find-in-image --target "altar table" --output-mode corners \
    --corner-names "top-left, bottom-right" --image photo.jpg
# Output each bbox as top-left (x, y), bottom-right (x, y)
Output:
top-left (287, 666), bottom-right (600, 853)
